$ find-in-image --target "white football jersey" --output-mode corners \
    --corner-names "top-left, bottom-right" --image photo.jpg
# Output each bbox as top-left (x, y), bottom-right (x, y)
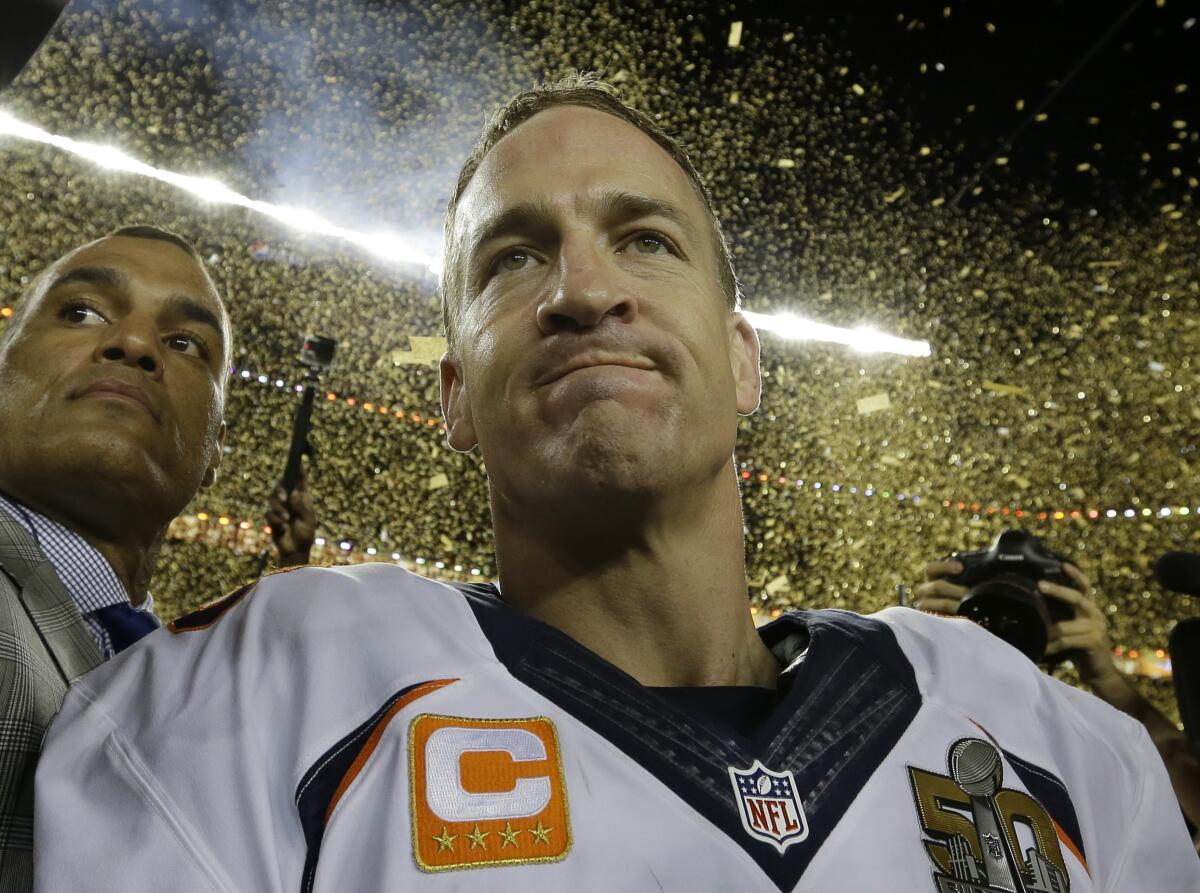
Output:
top-left (34, 564), bottom-right (1199, 892)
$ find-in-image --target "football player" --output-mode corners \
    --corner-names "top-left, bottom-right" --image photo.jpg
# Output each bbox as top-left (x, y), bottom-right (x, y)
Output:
top-left (34, 75), bottom-right (1199, 892)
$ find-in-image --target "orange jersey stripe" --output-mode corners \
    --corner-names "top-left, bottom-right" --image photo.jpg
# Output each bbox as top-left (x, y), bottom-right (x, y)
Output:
top-left (324, 678), bottom-right (458, 823)
top-left (168, 567), bottom-right (317, 634)
top-left (1053, 817), bottom-right (1089, 875)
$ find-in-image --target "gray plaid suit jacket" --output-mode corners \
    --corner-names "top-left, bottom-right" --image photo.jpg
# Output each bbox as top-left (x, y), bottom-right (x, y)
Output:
top-left (0, 504), bottom-right (103, 892)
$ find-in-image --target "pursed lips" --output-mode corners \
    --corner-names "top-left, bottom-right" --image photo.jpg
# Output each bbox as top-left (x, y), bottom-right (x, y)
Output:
top-left (75, 378), bottom-right (160, 421)
top-left (536, 355), bottom-right (657, 387)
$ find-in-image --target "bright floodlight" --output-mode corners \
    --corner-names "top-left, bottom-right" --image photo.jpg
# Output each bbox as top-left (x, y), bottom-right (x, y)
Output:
top-left (0, 107), bottom-right (437, 270)
top-left (740, 310), bottom-right (930, 357)
top-left (1, 107), bottom-right (930, 357)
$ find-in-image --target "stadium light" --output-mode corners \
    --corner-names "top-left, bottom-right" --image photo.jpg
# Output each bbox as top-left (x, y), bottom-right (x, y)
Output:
top-left (0, 107), bottom-right (437, 269)
top-left (1, 107), bottom-right (929, 357)
top-left (740, 310), bottom-right (930, 357)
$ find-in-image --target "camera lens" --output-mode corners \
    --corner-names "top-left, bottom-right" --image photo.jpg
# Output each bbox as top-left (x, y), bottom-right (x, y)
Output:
top-left (957, 574), bottom-right (1054, 661)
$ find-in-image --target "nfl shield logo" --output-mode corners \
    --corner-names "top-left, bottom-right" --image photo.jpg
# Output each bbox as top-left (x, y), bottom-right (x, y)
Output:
top-left (728, 761), bottom-right (809, 853)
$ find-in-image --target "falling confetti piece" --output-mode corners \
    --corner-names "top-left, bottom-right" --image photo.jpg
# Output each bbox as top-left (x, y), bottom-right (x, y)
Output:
top-left (856, 393), bottom-right (892, 414)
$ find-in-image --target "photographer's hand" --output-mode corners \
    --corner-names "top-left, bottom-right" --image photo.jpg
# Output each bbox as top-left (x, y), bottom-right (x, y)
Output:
top-left (913, 559), bottom-right (967, 614)
top-left (1039, 564), bottom-right (1117, 686)
top-left (266, 464), bottom-right (317, 568)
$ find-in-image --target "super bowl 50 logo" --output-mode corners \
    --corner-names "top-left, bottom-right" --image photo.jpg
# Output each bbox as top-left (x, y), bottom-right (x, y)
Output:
top-left (908, 738), bottom-right (1070, 893)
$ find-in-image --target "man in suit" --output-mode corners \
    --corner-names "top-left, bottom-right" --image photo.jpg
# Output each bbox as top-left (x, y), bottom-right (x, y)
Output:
top-left (0, 225), bottom-right (230, 889)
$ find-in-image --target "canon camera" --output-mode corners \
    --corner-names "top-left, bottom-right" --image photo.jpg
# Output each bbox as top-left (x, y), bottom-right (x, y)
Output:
top-left (944, 529), bottom-right (1075, 662)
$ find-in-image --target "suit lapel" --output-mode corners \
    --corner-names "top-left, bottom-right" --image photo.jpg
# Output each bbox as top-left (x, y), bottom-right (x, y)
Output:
top-left (0, 505), bottom-right (104, 682)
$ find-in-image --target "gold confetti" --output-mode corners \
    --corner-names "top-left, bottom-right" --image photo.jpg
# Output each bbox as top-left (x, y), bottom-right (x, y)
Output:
top-left (856, 393), bottom-right (892, 414)
top-left (765, 574), bottom-right (790, 595)
top-left (983, 381), bottom-right (1029, 396)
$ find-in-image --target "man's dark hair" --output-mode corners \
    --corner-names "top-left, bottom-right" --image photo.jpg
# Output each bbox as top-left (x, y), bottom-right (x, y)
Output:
top-left (108, 224), bottom-right (204, 261)
top-left (440, 72), bottom-right (740, 348)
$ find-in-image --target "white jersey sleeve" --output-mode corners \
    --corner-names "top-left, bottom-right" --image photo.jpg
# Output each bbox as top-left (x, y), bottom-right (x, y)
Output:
top-left (1107, 720), bottom-right (1198, 893)
top-left (33, 565), bottom-right (394, 892)
top-left (876, 607), bottom-right (1200, 893)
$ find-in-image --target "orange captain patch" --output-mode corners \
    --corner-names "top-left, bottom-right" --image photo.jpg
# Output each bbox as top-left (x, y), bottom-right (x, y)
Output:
top-left (409, 714), bottom-right (571, 872)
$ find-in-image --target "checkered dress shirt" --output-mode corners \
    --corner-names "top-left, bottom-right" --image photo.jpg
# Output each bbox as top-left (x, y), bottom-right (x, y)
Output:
top-left (0, 494), bottom-right (156, 659)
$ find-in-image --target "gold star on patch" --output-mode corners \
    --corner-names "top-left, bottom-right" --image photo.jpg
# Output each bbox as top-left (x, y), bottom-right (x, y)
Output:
top-left (432, 827), bottom-right (457, 853)
top-left (530, 820), bottom-right (553, 845)
top-left (466, 824), bottom-right (490, 850)
top-left (498, 822), bottom-right (522, 848)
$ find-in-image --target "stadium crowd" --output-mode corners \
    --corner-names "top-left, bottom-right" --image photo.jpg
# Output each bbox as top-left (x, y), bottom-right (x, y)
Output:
top-left (0, 0), bottom-right (1196, 887)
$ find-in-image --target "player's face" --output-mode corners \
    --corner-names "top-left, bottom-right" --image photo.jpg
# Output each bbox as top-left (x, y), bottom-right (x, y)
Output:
top-left (0, 235), bottom-right (227, 523)
top-left (442, 106), bottom-right (760, 505)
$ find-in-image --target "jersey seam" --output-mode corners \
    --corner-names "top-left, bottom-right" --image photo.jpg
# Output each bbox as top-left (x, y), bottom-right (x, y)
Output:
top-left (295, 713), bottom-right (379, 804)
top-left (293, 667), bottom-right (465, 804)
top-left (1102, 722), bottom-right (1150, 891)
top-left (68, 682), bottom-right (237, 893)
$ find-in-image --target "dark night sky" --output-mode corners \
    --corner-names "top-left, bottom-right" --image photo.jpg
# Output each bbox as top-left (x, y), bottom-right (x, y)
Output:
top-left (724, 0), bottom-right (1197, 213)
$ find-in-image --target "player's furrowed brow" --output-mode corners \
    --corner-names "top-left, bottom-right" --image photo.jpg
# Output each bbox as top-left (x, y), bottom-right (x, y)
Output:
top-left (588, 190), bottom-right (701, 247)
top-left (466, 200), bottom-right (559, 268)
top-left (46, 265), bottom-right (128, 294)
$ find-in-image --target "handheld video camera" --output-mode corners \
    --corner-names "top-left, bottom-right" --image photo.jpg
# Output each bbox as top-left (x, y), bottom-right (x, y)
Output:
top-left (943, 529), bottom-right (1075, 662)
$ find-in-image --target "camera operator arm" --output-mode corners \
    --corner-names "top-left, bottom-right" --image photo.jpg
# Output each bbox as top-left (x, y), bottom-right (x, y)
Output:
top-left (266, 335), bottom-right (336, 569)
top-left (266, 467), bottom-right (316, 568)
top-left (1043, 568), bottom-right (1200, 835)
top-left (282, 380), bottom-right (316, 492)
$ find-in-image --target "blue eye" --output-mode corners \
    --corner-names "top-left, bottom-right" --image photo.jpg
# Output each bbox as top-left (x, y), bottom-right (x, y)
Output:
top-left (494, 250), bottom-right (534, 274)
top-left (627, 233), bottom-right (673, 255)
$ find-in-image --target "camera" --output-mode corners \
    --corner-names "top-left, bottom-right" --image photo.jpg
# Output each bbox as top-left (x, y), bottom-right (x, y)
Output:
top-left (298, 335), bottom-right (337, 372)
top-left (944, 529), bottom-right (1075, 662)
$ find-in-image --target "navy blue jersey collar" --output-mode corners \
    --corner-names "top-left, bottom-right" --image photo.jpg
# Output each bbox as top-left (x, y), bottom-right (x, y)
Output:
top-left (454, 583), bottom-right (920, 891)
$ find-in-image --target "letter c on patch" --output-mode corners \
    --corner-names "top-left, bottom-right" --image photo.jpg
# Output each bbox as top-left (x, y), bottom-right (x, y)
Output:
top-left (424, 726), bottom-right (552, 822)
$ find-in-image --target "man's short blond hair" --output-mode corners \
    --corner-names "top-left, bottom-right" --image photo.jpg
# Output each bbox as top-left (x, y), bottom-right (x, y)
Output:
top-left (440, 73), bottom-right (740, 349)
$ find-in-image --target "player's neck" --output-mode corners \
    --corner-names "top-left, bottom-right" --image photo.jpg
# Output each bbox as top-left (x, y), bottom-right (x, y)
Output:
top-left (490, 472), bottom-right (780, 689)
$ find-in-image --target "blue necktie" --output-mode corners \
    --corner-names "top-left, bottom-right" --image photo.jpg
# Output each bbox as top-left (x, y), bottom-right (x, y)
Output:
top-left (92, 602), bottom-right (160, 654)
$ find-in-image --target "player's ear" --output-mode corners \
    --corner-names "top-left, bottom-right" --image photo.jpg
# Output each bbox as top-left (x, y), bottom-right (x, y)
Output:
top-left (729, 313), bottom-right (761, 416)
top-left (200, 421), bottom-right (226, 489)
top-left (440, 353), bottom-right (478, 453)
